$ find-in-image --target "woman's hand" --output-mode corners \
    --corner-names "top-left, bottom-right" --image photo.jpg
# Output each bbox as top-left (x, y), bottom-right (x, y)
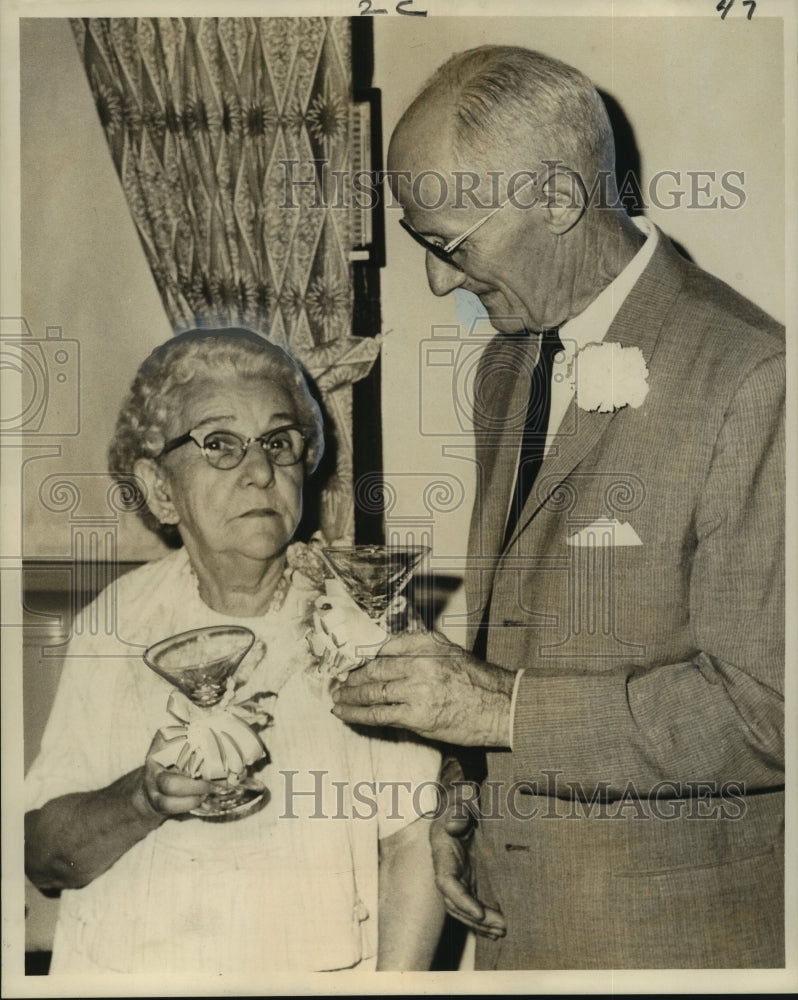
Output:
top-left (26, 732), bottom-right (215, 893)
top-left (135, 731), bottom-right (213, 819)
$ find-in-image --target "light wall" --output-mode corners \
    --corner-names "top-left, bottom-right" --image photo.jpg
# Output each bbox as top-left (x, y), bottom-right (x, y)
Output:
top-left (21, 18), bottom-right (174, 564)
top-left (373, 15), bottom-right (784, 642)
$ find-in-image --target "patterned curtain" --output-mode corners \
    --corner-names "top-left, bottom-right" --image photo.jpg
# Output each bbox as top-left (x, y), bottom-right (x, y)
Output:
top-left (71, 17), bottom-right (380, 543)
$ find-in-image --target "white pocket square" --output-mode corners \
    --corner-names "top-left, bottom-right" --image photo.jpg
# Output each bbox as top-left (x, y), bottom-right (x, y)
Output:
top-left (566, 518), bottom-right (643, 547)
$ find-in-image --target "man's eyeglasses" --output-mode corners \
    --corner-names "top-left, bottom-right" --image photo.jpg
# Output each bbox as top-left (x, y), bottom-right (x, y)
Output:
top-left (398, 176), bottom-right (537, 271)
top-left (160, 425), bottom-right (307, 470)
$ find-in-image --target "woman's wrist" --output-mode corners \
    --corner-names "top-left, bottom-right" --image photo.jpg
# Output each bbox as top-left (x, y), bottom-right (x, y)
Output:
top-left (127, 767), bottom-right (166, 829)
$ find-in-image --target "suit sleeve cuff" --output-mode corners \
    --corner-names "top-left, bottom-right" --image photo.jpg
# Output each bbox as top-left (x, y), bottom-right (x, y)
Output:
top-left (508, 668), bottom-right (526, 749)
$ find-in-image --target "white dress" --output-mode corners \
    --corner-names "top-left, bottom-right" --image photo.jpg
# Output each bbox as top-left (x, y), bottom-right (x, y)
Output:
top-left (25, 544), bottom-right (441, 975)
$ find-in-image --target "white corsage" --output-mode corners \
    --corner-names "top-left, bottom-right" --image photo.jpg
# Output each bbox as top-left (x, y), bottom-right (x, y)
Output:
top-left (306, 577), bottom-right (389, 683)
top-left (571, 342), bottom-right (649, 413)
top-left (152, 687), bottom-right (273, 781)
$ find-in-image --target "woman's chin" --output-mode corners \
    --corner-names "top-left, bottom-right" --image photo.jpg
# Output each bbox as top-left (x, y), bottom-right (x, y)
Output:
top-left (194, 525), bottom-right (290, 567)
top-left (238, 531), bottom-right (293, 564)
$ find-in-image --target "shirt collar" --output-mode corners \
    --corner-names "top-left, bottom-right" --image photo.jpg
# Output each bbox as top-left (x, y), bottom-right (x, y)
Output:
top-left (558, 216), bottom-right (658, 355)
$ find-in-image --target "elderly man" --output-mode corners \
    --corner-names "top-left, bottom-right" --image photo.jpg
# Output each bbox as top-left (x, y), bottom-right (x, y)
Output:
top-left (332, 46), bottom-right (784, 969)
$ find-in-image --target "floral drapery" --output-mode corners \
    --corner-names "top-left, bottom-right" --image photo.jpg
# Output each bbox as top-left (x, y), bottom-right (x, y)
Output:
top-left (71, 17), bottom-right (380, 543)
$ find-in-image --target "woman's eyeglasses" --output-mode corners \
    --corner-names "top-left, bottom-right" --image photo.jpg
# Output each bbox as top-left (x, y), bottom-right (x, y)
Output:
top-left (161, 425), bottom-right (307, 470)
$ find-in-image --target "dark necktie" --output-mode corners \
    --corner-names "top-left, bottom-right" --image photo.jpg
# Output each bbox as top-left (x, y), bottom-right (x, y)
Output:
top-left (502, 327), bottom-right (563, 548)
top-left (472, 327), bottom-right (562, 664)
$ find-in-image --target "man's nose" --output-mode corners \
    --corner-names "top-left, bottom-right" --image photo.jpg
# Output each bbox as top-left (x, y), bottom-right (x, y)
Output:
top-left (426, 253), bottom-right (467, 296)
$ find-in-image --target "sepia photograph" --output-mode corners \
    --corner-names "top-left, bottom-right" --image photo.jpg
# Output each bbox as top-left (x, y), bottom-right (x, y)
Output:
top-left (1, 0), bottom-right (795, 995)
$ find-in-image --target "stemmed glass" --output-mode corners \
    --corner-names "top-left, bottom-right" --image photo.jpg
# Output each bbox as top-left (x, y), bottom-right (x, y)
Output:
top-left (144, 625), bottom-right (268, 821)
top-left (320, 544), bottom-right (430, 633)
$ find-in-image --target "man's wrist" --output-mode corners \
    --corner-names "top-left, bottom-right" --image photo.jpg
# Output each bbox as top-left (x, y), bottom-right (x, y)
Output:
top-left (490, 689), bottom-right (513, 747)
top-left (440, 754), bottom-right (465, 787)
top-left (483, 679), bottom-right (514, 748)
top-left (468, 655), bottom-right (517, 748)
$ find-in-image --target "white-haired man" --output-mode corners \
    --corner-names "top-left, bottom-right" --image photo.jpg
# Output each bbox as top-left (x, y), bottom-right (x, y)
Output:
top-left (333, 46), bottom-right (784, 969)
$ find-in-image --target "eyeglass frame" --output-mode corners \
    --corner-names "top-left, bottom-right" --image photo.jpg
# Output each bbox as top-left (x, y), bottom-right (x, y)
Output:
top-left (398, 175), bottom-right (539, 271)
top-left (160, 424), bottom-right (308, 470)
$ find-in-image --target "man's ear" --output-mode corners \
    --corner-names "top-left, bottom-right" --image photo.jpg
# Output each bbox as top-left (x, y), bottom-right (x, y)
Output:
top-left (133, 457), bottom-right (180, 525)
top-left (540, 167), bottom-right (586, 235)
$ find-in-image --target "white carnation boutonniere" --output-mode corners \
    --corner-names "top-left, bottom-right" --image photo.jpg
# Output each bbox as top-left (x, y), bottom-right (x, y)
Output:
top-left (570, 341), bottom-right (650, 413)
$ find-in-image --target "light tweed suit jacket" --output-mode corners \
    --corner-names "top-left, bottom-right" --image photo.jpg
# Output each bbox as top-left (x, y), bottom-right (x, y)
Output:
top-left (466, 229), bottom-right (785, 969)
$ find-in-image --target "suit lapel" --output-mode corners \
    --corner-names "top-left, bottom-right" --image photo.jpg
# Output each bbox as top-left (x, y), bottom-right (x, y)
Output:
top-left (502, 231), bottom-right (687, 551)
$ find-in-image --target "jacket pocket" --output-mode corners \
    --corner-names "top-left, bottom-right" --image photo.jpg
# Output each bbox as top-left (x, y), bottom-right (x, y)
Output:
top-left (607, 844), bottom-right (784, 967)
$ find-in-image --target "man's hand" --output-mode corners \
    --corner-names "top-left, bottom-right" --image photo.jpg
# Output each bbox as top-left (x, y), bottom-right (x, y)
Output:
top-left (330, 630), bottom-right (516, 747)
top-left (431, 776), bottom-right (507, 939)
top-left (133, 731), bottom-right (213, 820)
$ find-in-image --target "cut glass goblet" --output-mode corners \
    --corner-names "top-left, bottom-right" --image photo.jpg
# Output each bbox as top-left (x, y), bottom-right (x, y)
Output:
top-left (144, 625), bottom-right (268, 820)
top-left (320, 544), bottom-right (430, 631)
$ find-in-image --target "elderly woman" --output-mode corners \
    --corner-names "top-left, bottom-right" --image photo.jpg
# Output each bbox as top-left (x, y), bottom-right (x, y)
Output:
top-left (25, 328), bottom-right (444, 975)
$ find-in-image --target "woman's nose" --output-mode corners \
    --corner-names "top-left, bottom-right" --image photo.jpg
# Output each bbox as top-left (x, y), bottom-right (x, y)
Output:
top-left (239, 443), bottom-right (276, 487)
top-left (426, 253), bottom-right (467, 296)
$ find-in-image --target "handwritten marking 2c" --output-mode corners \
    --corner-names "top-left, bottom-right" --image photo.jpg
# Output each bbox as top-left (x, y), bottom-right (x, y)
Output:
top-left (359, 0), bottom-right (428, 15)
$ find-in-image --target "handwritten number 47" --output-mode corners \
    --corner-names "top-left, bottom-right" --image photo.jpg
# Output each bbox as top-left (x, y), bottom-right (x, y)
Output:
top-left (717, 0), bottom-right (756, 18)
top-left (360, 0), bottom-right (428, 15)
